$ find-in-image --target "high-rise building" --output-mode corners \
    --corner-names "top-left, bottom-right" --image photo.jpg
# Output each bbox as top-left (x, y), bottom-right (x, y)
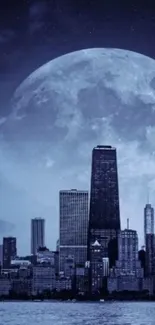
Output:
top-left (89, 145), bottom-right (120, 230)
top-left (59, 189), bottom-right (89, 272)
top-left (145, 234), bottom-right (155, 276)
top-left (144, 203), bottom-right (155, 276)
top-left (3, 237), bottom-right (17, 269)
top-left (31, 218), bottom-right (45, 255)
top-left (88, 145), bottom-right (120, 267)
top-left (109, 229), bottom-right (143, 278)
top-left (144, 204), bottom-right (154, 238)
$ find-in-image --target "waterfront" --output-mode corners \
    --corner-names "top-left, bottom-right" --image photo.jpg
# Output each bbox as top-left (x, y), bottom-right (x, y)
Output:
top-left (0, 302), bottom-right (155, 324)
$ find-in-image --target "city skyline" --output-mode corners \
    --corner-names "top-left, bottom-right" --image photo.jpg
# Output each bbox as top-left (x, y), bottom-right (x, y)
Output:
top-left (1, 0), bottom-right (155, 313)
top-left (0, 144), bottom-right (155, 255)
top-left (1, 1), bottom-right (155, 255)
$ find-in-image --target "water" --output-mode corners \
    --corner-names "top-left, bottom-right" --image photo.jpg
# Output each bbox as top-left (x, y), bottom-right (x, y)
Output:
top-left (0, 301), bottom-right (155, 325)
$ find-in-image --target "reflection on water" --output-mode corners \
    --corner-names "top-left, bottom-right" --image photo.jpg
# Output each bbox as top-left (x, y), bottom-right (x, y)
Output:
top-left (0, 302), bottom-right (155, 325)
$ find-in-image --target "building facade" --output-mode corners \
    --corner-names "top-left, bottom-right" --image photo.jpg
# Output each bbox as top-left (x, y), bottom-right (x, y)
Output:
top-left (144, 204), bottom-right (155, 276)
top-left (89, 145), bottom-right (120, 231)
top-left (88, 145), bottom-right (120, 271)
top-left (59, 189), bottom-right (89, 272)
top-left (145, 234), bottom-right (155, 276)
top-left (113, 229), bottom-right (143, 277)
top-left (31, 218), bottom-right (45, 255)
top-left (144, 204), bottom-right (154, 238)
top-left (91, 240), bottom-right (103, 294)
top-left (3, 237), bottom-right (17, 269)
top-left (108, 229), bottom-right (144, 293)
top-left (32, 265), bottom-right (56, 295)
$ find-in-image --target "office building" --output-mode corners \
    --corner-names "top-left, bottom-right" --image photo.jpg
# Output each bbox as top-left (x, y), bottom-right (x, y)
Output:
top-left (145, 234), bottom-right (155, 276)
top-left (108, 229), bottom-right (144, 293)
top-left (109, 229), bottom-right (143, 278)
top-left (31, 218), bottom-right (45, 255)
top-left (144, 203), bottom-right (155, 276)
top-left (89, 145), bottom-right (120, 230)
top-left (3, 237), bottom-right (17, 269)
top-left (59, 189), bottom-right (89, 272)
top-left (144, 204), bottom-right (154, 239)
top-left (32, 265), bottom-right (55, 295)
top-left (88, 145), bottom-right (120, 267)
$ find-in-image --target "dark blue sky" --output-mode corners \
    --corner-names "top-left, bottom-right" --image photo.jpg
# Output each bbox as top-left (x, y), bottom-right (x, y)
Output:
top-left (0, 0), bottom-right (155, 116)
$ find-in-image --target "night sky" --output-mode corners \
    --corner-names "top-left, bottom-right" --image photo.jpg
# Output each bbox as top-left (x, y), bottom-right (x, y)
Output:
top-left (1, 0), bottom-right (155, 254)
top-left (1, 0), bottom-right (155, 116)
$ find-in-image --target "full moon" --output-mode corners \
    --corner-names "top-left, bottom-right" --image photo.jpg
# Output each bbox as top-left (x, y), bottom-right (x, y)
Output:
top-left (1, 48), bottom-right (155, 254)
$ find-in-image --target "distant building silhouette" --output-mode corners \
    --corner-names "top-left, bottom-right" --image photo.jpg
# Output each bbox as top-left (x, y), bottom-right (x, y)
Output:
top-left (144, 203), bottom-right (155, 276)
top-left (138, 247), bottom-right (146, 276)
top-left (3, 237), bottom-right (17, 269)
top-left (145, 234), bottom-right (155, 276)
top-left (144, 204), bottom-right (154, 239)
top-left (31, 218), bottom-right (45, 255)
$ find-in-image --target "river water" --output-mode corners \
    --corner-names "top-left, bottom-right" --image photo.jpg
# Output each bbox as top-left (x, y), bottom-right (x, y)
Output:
top-left (0, 301), bottom-right (155, 324)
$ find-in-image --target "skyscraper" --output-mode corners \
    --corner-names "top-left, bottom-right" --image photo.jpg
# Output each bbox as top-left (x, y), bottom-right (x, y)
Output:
top-left (59, 189), bottom-right (89, 272)
top-left (117, 229), bottom-right (142, 276)
top-left (3, 237), bottom-right (17, 269)
top-left (88, 146), bottom-right (120, 267)
top-left (31, 218), bottom-right (45, 255)
top-left (144, 203), bottom-right (155, 276)
top-left (145, 234), bottom-right (155, 276)
top-left (89, 145), bottom-right (120, 230)
top-left (144, 204), bottom-right (154, 238)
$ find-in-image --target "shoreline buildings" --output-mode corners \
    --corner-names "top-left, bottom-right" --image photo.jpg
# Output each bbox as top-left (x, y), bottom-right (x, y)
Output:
top-left (0, 144), bottom-right (155, 297)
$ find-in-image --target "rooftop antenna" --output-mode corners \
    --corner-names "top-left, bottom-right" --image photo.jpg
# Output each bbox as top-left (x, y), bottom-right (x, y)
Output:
top-left (127, 218), bottom-right (129, 230)
top-left (147, 186), bottom-right (150, 204)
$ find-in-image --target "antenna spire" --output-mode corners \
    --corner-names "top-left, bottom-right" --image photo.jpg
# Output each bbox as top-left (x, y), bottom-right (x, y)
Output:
top-left (127, 218), bottom-right (129, 230)
top-left (147, 186), bottom-right (150, 204)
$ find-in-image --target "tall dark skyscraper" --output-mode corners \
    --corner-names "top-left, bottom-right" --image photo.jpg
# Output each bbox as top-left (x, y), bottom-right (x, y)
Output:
top-left (88, 145), bottom-right (121, 270)
top-left (89, 145), bottom-right (120, 230)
